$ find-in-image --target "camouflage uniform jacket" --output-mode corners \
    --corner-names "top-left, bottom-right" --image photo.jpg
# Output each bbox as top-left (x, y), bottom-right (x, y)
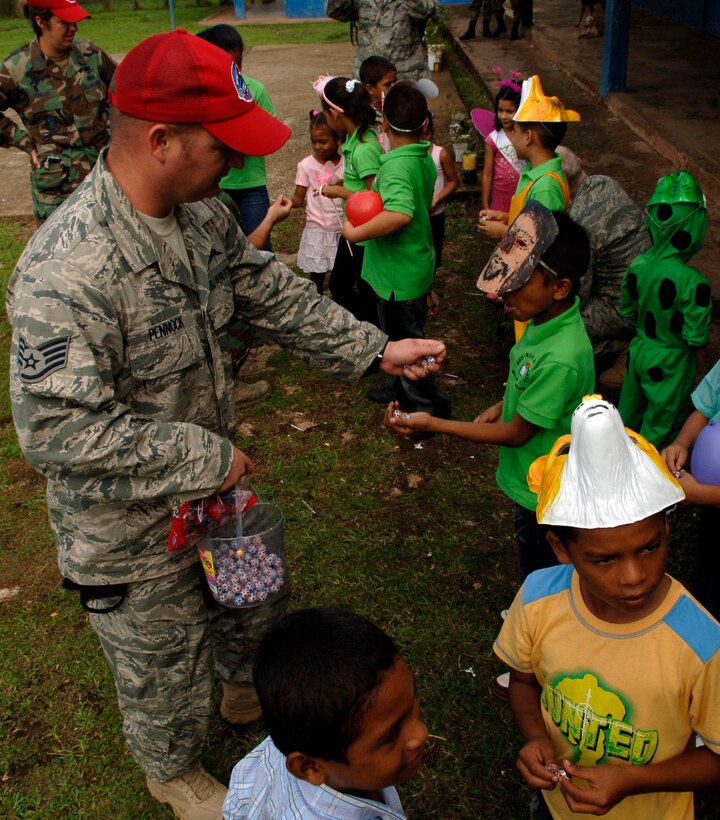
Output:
top-left (7, 153), bottom-right (386, 586)
top-left (569, 175), bottom-right (650, 342)
top-left (329, 0), bottom-right (437, 81)
top-left (0, 38), bottom-right (115, 158)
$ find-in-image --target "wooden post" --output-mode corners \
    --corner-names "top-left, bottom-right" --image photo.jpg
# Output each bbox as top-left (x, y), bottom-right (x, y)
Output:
top-left (600, 0), bottom-right (631, 96)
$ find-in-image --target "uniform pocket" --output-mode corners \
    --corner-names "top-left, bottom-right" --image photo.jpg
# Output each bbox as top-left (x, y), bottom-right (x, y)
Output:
top-left (31, 155), bottom-right (69, 197)
top-left (128, 326), bottom-right (205, 382)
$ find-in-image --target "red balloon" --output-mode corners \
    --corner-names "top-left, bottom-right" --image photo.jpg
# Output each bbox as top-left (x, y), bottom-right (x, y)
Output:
top-left (345, 190), bottom-right (384, 226)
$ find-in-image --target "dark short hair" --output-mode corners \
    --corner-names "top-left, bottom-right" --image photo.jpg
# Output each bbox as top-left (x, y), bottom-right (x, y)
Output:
top-left (541, 211), bottom-right (590, 296)
top-left (545, 524), bottom-right (580, 547)
top-left (309, 109), bottom-right (339, 140)
top-left (24, 4), bottom-right (53, 37)
top-left (196, 24), bottom-right (243, 55)
top-left (359, 55), bottom-right (397, 87)
top-left (518, 121), bottom-right (567, 151)
top-left (253, 608), bottom-right (400, 762)
top-left (383, 81), bottom-right (428, 137)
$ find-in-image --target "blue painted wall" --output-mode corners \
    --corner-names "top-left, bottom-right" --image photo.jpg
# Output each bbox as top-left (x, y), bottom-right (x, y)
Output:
top-left (286, 0), bottom-right (327, 16)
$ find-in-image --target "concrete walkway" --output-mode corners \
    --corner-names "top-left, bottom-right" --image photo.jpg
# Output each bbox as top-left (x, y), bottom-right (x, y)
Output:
top-left (443, 0), bottom-right (720, 359)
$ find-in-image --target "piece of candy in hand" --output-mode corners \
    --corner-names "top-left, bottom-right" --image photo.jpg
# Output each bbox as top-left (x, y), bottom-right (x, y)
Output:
top-left (422, 355), bottom-right (435, 368)
top-left (545, 764), bottom-right (571, 781)
top-left (392, 409), bottom-right (412, 421)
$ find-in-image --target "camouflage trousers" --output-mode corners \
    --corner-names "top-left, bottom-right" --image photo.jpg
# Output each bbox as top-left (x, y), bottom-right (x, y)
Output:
top-left (88, 562), bottom-right (289, 781)
top-left (581, 297), bottom-right (635, 359)
top-left (468, 0), bottom-right (504, 20)
top-left (30, 145), bottom-right (100, 221)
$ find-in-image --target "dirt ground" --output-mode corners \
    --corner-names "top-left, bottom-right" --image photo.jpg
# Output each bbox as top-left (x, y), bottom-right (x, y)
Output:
top-left (0, 40), bottom-right (462, 219)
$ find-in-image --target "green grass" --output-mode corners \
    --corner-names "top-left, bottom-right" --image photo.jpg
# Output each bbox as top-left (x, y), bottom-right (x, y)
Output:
top-left (0, 0), bottom-right (346, 57)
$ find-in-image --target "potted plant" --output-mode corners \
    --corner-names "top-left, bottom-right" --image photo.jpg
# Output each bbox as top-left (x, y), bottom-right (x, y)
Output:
top-left (449, 114), bottom-right (472, 162)
top-left (424, 10), bottom-right (447, 72)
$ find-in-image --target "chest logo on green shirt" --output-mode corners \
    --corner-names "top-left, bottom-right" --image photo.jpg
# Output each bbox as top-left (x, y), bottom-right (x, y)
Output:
top-left (542, 673), bottom-right (658, 767)
top-left (513, 352), bottom-right (536, 386)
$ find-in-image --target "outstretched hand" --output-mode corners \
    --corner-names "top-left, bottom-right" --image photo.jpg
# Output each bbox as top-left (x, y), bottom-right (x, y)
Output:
top-left (266, 195), bottom-right (293, 225)
top-left (383, 402), bottom-right (431, 437)
top-left (379, 339), bottom-right (446, 379)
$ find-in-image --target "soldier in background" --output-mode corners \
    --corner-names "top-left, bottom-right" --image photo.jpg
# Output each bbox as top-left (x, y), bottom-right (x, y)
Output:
top-left (557, 146), bottom-right (650, 390)
top-left (6, 31), bottom-right (445, 819)
top-left (459, 0), bottom-right (507, 40)
top-left (327, 0), bottom-right (437, 81)
top-left (0, 0), bottom-right (114, 225)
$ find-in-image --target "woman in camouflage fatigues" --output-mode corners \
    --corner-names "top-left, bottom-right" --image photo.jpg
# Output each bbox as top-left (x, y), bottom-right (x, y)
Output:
top-left (0, 0), bottom-right (115, 222)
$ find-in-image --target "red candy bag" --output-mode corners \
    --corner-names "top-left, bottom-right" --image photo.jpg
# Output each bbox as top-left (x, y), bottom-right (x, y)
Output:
top-left (168, 486), bottom-right (259, 551)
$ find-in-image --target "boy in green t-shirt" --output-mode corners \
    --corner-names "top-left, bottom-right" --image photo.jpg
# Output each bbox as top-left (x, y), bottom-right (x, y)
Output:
top-left (342, 82), bottom-right (451, 419)
top-left (386, 201), bottom-right (594, 582)
top-left (197, 25), bottom-right (277, 249)
top-left (478, 75), bottom-right (580, 240)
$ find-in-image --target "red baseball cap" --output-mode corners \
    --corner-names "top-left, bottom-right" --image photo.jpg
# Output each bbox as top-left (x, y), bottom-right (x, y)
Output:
top-left (30, 0), bottom-right (91, 23)
top-left (109, 30), bottom-right (291, 157)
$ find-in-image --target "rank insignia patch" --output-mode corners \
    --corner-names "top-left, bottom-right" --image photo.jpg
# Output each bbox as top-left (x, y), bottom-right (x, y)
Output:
top-left (18, 336), bottom-right (71, 383)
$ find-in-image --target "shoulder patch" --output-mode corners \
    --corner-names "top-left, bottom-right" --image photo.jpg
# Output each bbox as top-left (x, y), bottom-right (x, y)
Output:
top-left (18, 336), bottom-right (71, 383)
top-left (522, 564), bottom-right (573, 605)
top-left (663, 594), bottom-right (720, 663)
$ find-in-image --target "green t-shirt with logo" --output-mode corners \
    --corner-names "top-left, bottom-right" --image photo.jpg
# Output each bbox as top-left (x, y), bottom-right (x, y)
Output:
top-left (361, 141), bottom-right (436, 301)
top-left (497, 297), bottom-right (594, 509)
top-left (341, 127), bottom-right (382, 213)
top-left (220, 75), bottom-right (275, 191)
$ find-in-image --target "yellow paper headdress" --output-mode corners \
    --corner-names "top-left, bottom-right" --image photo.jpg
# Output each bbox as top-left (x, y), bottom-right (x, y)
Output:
top-left (528, 396), bottom-right (684, 528)
top-left (514, 75), bottom-right (581, 123)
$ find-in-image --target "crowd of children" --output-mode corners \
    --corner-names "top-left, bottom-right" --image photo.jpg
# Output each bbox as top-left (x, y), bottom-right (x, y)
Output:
top-left (175, 28), bottom-right (719, 820)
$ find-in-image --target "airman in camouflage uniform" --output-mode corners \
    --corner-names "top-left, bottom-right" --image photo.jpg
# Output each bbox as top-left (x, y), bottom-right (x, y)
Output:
top-left (327, 0), bottom-right (437, 81)
top-left (570, 174), bottom-right (650, 358)
top-left (0, 3), bottom-right (115, 221)
top-left (558, 149), bottom-right (649, 373)
top-left (6, 29), bottom-right (445, 815)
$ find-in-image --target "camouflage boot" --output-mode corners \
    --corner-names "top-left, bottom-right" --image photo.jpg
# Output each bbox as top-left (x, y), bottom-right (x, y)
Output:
top-left (220, 683), bottom-right (263, 724)
top-left (147, 765), bottom-right (227, 819)
top-left (235, 380), bottom-right (270, 408)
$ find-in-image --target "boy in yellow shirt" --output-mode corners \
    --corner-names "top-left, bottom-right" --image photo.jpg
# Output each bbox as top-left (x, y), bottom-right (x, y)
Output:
top-left (495, 396), bottom-right (720, 819)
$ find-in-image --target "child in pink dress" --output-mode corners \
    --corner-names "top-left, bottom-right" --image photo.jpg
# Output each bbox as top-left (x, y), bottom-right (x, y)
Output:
top-left (292, 112), bottom-right (344, 293)
top-left (479, 71), bottom-right (525, 213)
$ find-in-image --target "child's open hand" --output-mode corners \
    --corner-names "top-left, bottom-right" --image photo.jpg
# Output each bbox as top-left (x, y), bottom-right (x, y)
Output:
top-left (383, 402), bottom-right (431, 436)
top-left (557, 758), bottom-right (631, 814)
top-left (516, 737), bottom-right (560, 790)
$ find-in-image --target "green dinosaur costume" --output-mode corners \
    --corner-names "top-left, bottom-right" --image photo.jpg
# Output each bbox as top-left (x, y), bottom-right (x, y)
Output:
top-left (618, 170), bottom-right (711, 449)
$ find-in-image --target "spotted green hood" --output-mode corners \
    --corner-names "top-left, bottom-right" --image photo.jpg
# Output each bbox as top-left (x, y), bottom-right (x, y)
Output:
top-left (644, 170), bottom-right (707, 263)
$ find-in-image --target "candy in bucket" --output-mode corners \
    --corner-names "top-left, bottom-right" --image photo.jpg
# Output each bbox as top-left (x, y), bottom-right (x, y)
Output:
top-left (168, 486), bottom-right (259, 552)
top-left (197, 503), bottom-right (287, 608)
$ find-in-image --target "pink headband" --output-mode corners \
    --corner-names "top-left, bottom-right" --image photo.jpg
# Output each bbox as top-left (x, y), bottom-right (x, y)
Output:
top-left (312, 75), bottom-right (362, 114)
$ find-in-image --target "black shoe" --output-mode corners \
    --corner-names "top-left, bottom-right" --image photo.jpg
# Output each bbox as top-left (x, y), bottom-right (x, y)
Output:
top-left (367, 387), bottom-right (397, 404)
top-left (492, 12), bottom-right (507, 37)
top-left (459, 24), bottom-right (476, 40)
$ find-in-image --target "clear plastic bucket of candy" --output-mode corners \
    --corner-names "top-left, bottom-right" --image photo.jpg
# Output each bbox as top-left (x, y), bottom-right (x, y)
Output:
top-left (197, 503), bottom-right (287, 608)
